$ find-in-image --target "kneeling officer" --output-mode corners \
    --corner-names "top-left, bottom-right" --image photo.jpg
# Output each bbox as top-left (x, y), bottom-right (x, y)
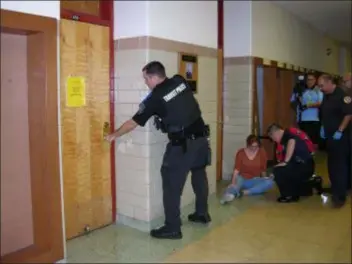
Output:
top-left (105, 61), bottom-right (211, 239)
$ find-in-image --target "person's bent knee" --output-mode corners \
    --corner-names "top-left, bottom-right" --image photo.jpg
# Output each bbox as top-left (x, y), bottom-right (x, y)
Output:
top-left (264, 178), bottom-right (275, 190)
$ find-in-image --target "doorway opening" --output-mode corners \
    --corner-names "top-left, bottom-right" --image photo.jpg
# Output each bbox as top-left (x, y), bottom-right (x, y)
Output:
top-left (0, 10), bottom-right (63, 263)
top-left (1, 32), bottom-right (34, 258)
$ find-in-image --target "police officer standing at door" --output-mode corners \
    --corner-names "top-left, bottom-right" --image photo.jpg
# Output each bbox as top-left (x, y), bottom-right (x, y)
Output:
top-left (105, 61), bottom-right (211, 239)
top-left (319, 74), bottom-right (352, 208)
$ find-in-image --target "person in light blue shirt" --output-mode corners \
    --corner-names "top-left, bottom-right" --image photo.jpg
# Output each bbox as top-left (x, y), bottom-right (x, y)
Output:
top-left (290, 73), bottom-right (323, 145)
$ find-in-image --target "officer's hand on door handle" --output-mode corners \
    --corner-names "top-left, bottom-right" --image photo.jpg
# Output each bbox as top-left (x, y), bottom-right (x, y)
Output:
top-left (103, 121), bottom-right (115, 143)
top-left (104, 133), bottom-right (117, 143)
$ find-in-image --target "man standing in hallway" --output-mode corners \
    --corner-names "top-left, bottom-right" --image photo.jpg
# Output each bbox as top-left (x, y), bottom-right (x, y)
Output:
top-left (319, 74), bottom-right (352, 208)
top-left (105, 61), bottom-right (211, 239)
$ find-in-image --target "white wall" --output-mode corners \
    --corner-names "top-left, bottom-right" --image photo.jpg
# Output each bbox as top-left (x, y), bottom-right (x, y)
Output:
top-left (148, 1), bottom-right (217, 48)
top-left (339, 47), bottom-right (351, 75)
top-left (114, 1), bottom-right (148, 39)
top-left (0, 1), bottom-right (60, 19)
top-left (223, 1), bottom-right (252, 57)
top-left (114, 1), bottom-right (218, 48)
top-left (251, 1), bottom-right (340, 73)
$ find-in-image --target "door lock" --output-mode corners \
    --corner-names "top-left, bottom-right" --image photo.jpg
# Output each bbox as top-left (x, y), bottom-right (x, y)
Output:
top-left (103, 121), bottom-right (110, 137)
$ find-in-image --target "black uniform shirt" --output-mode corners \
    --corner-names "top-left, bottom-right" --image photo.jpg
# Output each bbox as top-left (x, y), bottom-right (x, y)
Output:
top-left (280, 130), bottom-right (311, 162)
top-left (132, 79), bottom-right (170, 127)
top-left (320, 87), bottom-right (352, 137)
top-left (133, 76), bottom-right (204, 134)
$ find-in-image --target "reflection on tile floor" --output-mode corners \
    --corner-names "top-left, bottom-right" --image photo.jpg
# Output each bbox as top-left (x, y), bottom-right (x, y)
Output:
top-left (66, 153), bottom-right (352, 263)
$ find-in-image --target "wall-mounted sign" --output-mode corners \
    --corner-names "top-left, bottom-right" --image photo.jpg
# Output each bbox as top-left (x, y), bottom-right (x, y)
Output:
top-left (66, 76), bottom-right (86, 107)
top-left (178, 53), bottom-right (198, 93)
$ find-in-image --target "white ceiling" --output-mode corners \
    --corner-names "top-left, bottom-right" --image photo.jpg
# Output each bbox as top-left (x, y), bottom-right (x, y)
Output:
top-left (274, 1), bottom-right (351, 46)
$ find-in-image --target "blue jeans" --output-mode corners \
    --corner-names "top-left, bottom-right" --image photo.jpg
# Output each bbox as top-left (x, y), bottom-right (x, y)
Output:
top-left (225, 175), bottom-right (274, 196)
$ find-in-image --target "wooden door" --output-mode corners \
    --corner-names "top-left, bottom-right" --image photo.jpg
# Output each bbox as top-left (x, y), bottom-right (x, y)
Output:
top-left (1, 10), bottom-right (63, 263)
top-left (61, 0), bottom-right (100, 16)
top-left (278, 69), bottom-right (295, 128)
top-left (262, 66), bottom-right (279, 160)
top-left (60, 19), bottom-right (112, 240)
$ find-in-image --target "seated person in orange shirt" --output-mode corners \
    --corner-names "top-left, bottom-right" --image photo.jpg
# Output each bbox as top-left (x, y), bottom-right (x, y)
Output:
top-left (220, 135), bottom-right (274, 204)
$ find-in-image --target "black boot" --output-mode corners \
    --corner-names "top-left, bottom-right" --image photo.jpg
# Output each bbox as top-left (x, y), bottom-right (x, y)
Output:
top-left (331, 197), bottom-right (346, 209)
top-left (150, 226), bottom-right (182, 239)
top-left (188, 212), bottom-right (211, 224)
top-left (277, 196), bottom-right (300, 203)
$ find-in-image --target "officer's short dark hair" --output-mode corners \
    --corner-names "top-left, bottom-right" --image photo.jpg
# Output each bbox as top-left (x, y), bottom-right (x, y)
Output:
top-left (266, 123), bottom-right (282, 136)
top-left (319, 74), bottom-right (334, 83)
top-left (142, 61), bottom-right (166, 78)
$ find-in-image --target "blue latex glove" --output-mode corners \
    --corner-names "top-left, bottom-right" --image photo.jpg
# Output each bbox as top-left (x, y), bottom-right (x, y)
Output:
top-left (333, 131), bottom-right (343, 140)
top-left (320, 126), bottom-right (326, 139)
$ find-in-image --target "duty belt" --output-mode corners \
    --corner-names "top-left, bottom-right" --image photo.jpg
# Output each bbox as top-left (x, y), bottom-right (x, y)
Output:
top-left (168, 128), bottom-right (209, 153)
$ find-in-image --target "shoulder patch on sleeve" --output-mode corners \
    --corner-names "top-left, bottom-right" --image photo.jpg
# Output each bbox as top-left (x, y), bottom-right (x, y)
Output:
top-left (344, 96), bottom-right (351, 104)
top-left (138, 102), bottom-right (146, 114)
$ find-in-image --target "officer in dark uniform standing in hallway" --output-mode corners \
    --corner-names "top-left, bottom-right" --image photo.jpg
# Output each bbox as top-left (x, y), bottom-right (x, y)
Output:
top-left (319, 74), bottom-right (352, 208)
top-left (105, 61), bottom-right (211, 239)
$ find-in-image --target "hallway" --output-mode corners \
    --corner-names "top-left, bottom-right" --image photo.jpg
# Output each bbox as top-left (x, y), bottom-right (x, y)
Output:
top-left (65, 153), bottom-right (351, 263)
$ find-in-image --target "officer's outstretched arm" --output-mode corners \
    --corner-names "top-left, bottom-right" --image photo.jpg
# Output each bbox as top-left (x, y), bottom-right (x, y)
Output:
top-left (105, 119), bottom-right (138, 142)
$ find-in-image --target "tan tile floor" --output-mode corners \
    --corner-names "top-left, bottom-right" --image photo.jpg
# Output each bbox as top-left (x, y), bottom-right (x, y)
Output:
top-left (66, 152), bottom-right (352, 263)
top-left (165, 153), bottom-right (352, 263)
top-left (165, 198), bottom-right (351, 263)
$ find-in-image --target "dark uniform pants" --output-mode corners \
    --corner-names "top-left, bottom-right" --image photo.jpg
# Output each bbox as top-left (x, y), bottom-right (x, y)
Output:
top-left (273, 159), bottom-right (314, 197)
top-left (298, 121), bottom-right (321, 144)
top-left (326, 135), bottom-right (350, 200)
top-left (160, 137), bottom-right (210, 231)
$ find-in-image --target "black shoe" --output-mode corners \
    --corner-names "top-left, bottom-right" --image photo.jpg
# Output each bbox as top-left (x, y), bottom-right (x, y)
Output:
top-left (331, 197), bottom-right (346, 209)
top-left (150, 226), bottom-right (182, 239)
top-left (277, 196), bottom-right (300, 203)
top-left (188, 212), bottom-right (211, 224)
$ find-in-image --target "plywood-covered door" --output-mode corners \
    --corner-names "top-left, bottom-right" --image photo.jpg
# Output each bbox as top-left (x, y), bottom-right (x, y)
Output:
top-left (60, 19), bottom-right (112, 239)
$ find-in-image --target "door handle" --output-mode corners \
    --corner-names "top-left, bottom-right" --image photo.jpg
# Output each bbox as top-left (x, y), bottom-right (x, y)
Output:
top-left (103, 121), bottom-right (110, 138)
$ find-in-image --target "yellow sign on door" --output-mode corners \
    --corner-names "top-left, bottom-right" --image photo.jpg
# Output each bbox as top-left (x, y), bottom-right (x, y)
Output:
top-left (66, 76), bottom-right (86, 107)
